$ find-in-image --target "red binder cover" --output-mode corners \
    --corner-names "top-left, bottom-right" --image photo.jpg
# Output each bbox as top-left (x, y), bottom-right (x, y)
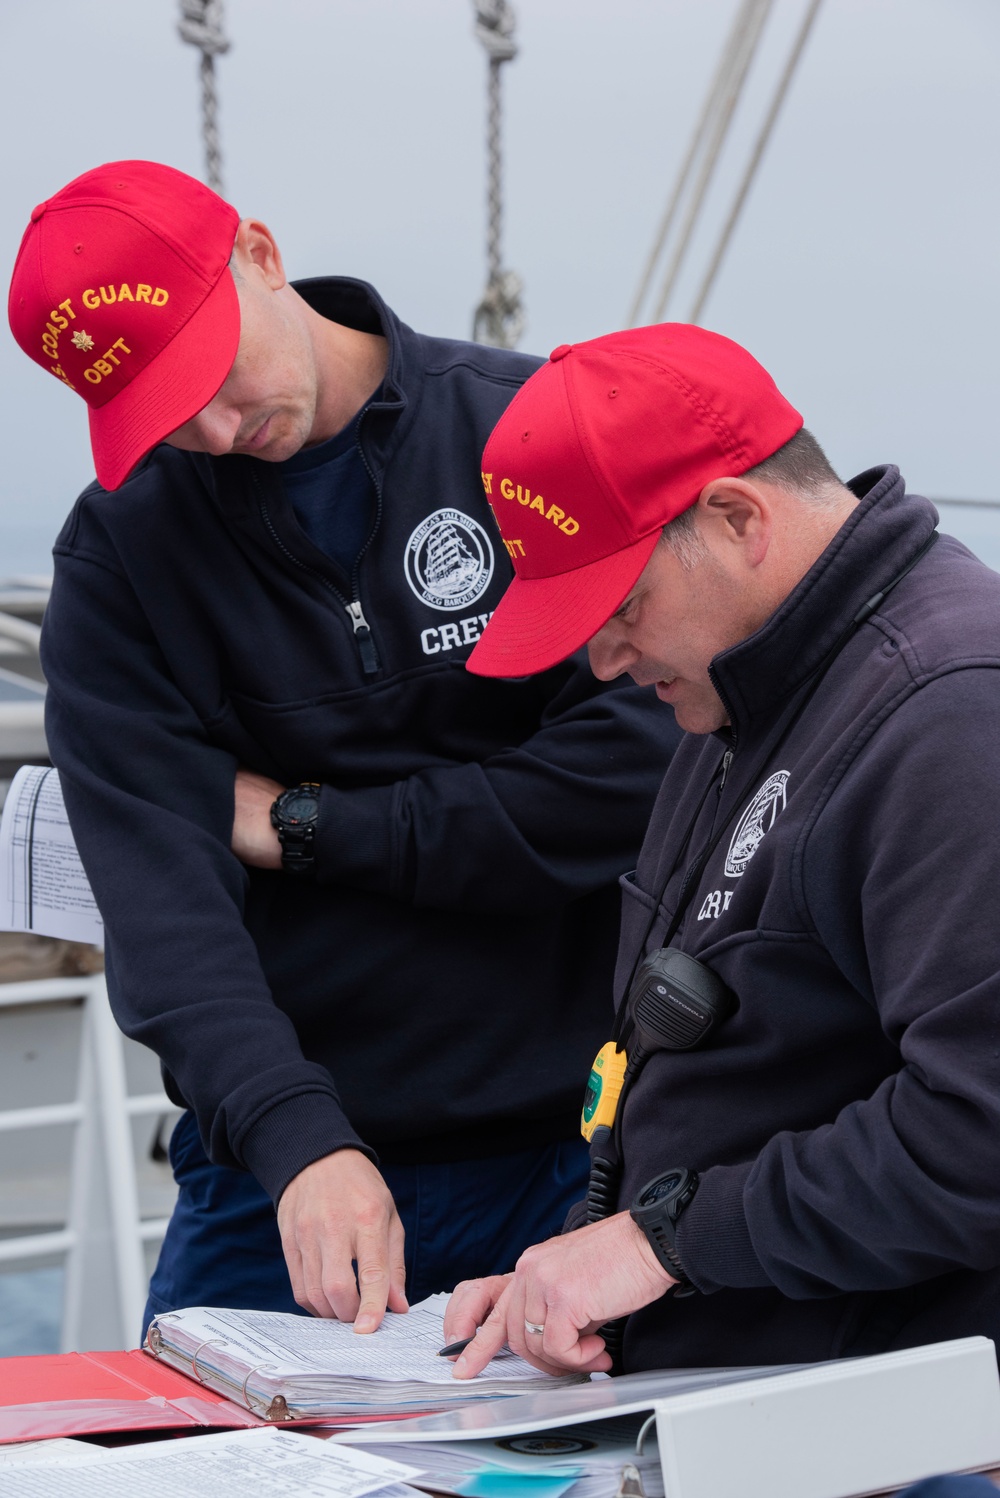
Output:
top-left (0, 1347), bottom-right (437, 1444)
top-left (0, 1347), bottom-right (263, 1443)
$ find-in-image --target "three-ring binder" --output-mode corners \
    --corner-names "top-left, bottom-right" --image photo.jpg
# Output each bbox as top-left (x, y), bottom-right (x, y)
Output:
top-left (147, 1320), bottom-right (295, 1421)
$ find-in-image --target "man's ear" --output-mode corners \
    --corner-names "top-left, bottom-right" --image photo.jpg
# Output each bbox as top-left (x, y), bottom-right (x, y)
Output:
top-left (695, 477), bottom-right (772, 568)
top-left (231, 218), bottom-right (287, 291)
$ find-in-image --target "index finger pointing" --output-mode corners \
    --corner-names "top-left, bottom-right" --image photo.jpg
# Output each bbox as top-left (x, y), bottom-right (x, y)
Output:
top-left (444, 1274), bottom-right (512, 1345)
top-left (452, 1302), bottom-right (511, 1380)
top-left (353, 1225), bottom-right (392, 1334)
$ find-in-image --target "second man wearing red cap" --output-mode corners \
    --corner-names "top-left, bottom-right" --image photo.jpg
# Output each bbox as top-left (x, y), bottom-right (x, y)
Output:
top-left (447, 324), bottom-right (1000, 1376)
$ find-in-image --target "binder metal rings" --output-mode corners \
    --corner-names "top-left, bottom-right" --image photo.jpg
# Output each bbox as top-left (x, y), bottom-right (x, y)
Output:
top-left (190, 1337), bottom-right (227, 1384)
top-left (146, 1310), bottom-right (181, 1357)
top-left (241, 1361), bottom-right (280, 1418)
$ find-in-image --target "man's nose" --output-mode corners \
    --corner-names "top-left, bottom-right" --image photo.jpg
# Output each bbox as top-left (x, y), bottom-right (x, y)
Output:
top-left (587, 625), bottom-right (635, 681)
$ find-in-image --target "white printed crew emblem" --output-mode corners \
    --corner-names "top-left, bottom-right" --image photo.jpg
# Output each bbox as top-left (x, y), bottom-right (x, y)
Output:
top-left (725, 770), bottom-right (790, 878)
top-left (404, 508), bottom-right (494, 611)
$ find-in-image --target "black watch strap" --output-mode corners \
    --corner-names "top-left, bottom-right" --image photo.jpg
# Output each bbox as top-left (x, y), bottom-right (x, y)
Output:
top-left (270, 782), bottom-right (321, 876)
top-left (630, 1167), bottom-right (699, 1295)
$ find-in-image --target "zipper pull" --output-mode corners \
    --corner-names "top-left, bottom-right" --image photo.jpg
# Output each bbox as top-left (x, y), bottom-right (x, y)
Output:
top-left (718, 747), bottom-right (733, 794)
top-left (345, 599), bottom-right (380, 676)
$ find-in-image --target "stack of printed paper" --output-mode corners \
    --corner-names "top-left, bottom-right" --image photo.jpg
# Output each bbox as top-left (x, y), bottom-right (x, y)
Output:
top-left (146, 1295), bottom-right (584, 1421)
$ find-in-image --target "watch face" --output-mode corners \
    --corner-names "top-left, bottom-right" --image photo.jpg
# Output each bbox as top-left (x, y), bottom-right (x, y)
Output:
top-left (641, 1170), bottom-right (686, 1207)
top-left (280, 789), bottom-right (320, 824)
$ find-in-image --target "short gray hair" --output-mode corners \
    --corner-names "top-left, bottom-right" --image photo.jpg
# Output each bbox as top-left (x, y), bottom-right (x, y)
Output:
top-left (742, 427), bottom-right (842, 501)
top-left (660, 506), bottom-right (708, 569)
top-left (660, 427), bottom-right (844, 566)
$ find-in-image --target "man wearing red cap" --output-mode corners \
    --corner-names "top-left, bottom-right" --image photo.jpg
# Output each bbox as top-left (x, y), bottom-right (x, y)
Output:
top-left (446, 324), bottom-right (1000, 1375)
top-left (7, 162), bottom-right (680, 1335)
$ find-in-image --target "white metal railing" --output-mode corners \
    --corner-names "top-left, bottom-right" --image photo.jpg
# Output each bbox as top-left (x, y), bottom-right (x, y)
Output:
top-left (0, 611), bottom-right (42, 648)
top-left (0, 973), bottom-right (179, 1349)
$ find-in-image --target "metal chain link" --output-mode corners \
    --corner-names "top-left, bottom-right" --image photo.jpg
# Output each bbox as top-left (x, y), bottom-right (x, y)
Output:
top-left (178, 0), bottom-right (231, 195)
top-left (471, 1), bottom-right (525, 349)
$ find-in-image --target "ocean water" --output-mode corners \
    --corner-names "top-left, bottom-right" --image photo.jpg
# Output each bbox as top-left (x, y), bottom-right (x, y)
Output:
top-left (0, 1267), bottom-right (62, 1356)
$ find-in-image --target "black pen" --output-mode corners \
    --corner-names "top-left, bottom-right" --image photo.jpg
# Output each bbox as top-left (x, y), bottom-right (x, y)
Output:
top-left (437, 1336), bottom-right (475, 1358)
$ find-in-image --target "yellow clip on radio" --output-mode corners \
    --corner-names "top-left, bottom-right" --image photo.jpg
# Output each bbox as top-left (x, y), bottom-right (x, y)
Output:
top-left (580, 1041), bottom-right (627, 1142)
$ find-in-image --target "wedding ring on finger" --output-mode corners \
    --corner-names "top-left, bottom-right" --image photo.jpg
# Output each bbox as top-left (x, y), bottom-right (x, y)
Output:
top-left (524, 1320), bottom-right (545, 1336)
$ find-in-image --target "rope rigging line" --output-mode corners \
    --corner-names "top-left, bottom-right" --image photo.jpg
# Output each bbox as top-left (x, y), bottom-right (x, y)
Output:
top-left (688, 0), bottom-right (824, 325)
top-left (626, 0), bottom-right (768, 328)
top-left (471, 0), bottom-right (525, 349)
top-left (178, 0), bottom-right (231, 195)
top-left (648, 0), bottom-right (774, 325)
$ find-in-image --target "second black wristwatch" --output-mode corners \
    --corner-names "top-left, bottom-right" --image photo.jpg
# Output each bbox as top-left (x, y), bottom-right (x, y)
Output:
top-left (630, 1167), bottom-right (699, 1297)
top-left (270, 782), bottom-right (321, 876)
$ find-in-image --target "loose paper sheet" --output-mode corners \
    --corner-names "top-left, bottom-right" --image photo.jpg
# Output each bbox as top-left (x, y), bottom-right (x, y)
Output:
top-left (0, 1437), bottom-right (104, 1466)
top-left (5, 1427), bottom-right (423, 1497)
top-left (0, 764), bottom-right (102, 944)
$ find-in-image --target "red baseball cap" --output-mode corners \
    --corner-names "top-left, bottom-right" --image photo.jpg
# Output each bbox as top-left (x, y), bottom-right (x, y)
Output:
top-left (8, 160), bottom-right (240, 491)
top-left (466, 323), bottom-right (803, 678)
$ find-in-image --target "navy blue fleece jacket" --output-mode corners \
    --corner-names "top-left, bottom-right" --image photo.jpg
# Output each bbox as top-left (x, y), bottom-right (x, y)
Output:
top-left (40, 277), bottom-right (680, 1203)
top-left (617, 468), bottom-right (1000, 1368)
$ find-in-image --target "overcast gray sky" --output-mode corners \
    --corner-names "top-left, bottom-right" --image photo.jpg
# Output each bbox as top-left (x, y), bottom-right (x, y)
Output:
top-left (2, 0), bottom-right (998, 575)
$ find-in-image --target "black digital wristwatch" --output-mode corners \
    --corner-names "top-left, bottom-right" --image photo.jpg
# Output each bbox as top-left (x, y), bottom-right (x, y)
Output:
top-left (630, 1167), bottom-right (699, 1296)
top-left (270, 782), bottom-right (321, 876)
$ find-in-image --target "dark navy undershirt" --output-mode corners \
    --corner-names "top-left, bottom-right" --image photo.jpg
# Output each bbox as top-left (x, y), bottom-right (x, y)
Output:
top-left (280, 393), bottom-right (380, 575)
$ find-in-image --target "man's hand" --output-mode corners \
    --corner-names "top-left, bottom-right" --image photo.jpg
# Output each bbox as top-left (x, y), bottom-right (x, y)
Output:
top-left (276, 1149), bottom-right (408, 1332)
top-left (232, 768), bottom-right (284, 869)
top-left (442, 1272), bottom-right (513, 1349)
top-left (447, 1212), bottom-right (675, 1378)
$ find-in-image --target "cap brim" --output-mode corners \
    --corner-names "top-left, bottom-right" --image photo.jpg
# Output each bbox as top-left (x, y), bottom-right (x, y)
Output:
top-left (466, 528), bottom-right (662, 678)
top-left (88, 269), bottom-right (241, 491)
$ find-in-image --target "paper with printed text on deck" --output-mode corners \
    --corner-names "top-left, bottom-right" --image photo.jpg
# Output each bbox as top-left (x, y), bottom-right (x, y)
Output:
top-left (0, 1426), bottom-right (423, 1497)
top-left (0, 763), bottom-right (102, 944)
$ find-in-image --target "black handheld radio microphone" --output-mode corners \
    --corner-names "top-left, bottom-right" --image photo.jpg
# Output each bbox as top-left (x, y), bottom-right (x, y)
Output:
top-left (624, 948), bottom-right (737, 1069)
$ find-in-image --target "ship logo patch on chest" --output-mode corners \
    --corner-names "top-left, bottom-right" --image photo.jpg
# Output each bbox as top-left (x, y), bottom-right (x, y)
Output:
top-left (725, 770), bottom-right (791, 878)
top-left (404, 508), bottom-right (495, 612)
